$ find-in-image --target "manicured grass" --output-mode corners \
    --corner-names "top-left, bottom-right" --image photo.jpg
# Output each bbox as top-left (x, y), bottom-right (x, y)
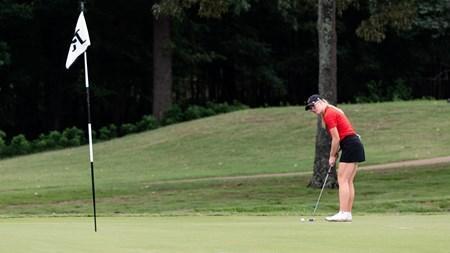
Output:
top-left (346, 100), bottom-right (450, 164)
top-left (1, 164), bottom-right (449, 216)
top-left (0, 100), bottom-right (449, 216)
top-left (1, 215), bottom-right (449, 253)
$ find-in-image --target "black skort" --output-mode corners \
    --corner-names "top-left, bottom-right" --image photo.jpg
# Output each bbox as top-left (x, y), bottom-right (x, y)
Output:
top-left (339, 135), bottom-right (365, 163)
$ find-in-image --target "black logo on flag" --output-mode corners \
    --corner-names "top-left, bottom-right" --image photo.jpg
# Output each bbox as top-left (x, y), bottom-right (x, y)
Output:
top-left (71, 29), bottom-right (87, 52)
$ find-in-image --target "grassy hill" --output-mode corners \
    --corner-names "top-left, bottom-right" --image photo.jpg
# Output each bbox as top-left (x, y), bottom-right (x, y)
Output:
top-left (0, 100), bottom-right (449, 216)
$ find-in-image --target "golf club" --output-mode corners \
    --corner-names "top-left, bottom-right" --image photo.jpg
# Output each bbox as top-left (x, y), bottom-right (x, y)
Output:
top-left (305, 165), bottom-right (333, 222)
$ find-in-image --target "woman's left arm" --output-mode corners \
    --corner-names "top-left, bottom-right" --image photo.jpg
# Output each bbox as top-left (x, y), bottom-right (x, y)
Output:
top-left (328, 127), bottom-right (340, 166)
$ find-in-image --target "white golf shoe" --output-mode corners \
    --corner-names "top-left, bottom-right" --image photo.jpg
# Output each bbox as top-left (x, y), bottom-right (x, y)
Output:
top-left (325, 211), bottom-right (352, 222)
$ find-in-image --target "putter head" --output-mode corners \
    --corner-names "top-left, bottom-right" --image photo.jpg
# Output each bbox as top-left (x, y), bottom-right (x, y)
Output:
top-left (308, 218), bottom-right (315, 222)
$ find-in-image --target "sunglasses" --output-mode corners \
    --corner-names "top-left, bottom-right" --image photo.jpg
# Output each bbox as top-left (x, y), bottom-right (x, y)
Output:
top-left (307, 101), bottom-right (318, 111)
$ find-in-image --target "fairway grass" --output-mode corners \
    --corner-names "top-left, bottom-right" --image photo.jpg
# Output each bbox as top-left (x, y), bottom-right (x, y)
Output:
top-left (0, 215), bottom-right (449, 253)
top-left (1, 100), bottom-right (450, 217)
top-left (1, 164), bottom-right (449, 216)
top-left (1, 100), bottom-right (450, 187)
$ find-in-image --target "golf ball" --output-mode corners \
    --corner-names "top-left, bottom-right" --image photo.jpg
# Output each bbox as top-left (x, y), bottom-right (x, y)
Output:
top-left (300, 218), bottom-right (305, 222)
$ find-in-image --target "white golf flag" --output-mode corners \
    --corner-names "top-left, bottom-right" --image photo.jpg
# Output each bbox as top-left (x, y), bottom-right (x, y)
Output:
top-left (65, 12), bottom-right (91, 69)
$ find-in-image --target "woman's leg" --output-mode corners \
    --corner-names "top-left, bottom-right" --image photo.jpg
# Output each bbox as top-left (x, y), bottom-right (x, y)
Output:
top-left (338, 162), bottom-right (357, 212)
top-left (326, 162), bottom-right (358, 221)
top-left (348, 163), bottom-right (358, 212)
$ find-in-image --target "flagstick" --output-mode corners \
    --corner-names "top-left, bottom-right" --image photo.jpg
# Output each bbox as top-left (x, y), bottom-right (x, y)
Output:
top-left (66, 2), bottom-right (96, 231)
top-left (80, 1), bottom-right (97, 232)
top-left (84, 51), bottom-right (97, 232)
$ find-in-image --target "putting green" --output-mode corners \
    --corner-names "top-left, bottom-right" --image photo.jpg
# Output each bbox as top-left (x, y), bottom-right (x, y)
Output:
top-left (0, 215), bottom-right (448, 253)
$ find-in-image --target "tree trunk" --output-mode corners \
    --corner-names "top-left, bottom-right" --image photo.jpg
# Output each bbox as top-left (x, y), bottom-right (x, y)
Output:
top-left (152, 15), bottom-right (172, 120)
top-left (309, 0), bottom-right (338, 188)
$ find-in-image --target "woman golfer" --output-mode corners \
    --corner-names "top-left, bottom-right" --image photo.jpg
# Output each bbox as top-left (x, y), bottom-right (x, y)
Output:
top-left (305, 94), bottom-right (365, 222)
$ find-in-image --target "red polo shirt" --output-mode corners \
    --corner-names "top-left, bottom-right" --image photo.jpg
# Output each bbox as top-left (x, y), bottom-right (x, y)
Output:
top-left (323, 106), bottom-right (356, 141)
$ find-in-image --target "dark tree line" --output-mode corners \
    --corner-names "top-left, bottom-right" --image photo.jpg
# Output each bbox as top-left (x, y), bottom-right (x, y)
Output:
top-left (1, 0), bottom-right (450, 140)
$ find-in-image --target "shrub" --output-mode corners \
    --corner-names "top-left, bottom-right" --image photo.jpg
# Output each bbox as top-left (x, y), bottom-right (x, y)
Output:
top-left (47, 131), bottom-right (64, 148)
top-left (228, 101), bottom-right (249, 111)
top-left (97, 124), bottom-right (119, 140)
top-left (9, 134), bottom-right (31, 155)
top-left (184, 105), bottom-right (215, 120)
top-left (355, 79), bottom-right (413, 103)
top-left (0, 130), bottom-right (5, 147)
top-left (136, 115), bottom-right (158, 131)
top-left (63, 127), bottom-right (85, 146)
top-left (32, 134), bottom-right (49, 151)
top-left (120, 123), bottom-right (137, 136)
top-left (108, 124), bottom-right (118, 138)
top-left (0, 130), bottom-right (6, 156)
top-left (355, 80), bottom-right (384, 103)
top-left (161, 102), bottom-right (248, 126)
top-left (98, 126), bottom-right (112, 140)
top-left (32, 131), bottom-right (62, 150)
top-left (32, 129), bottom-right (81, 149)
top-left (206, 102), bottom-right (231, 114)
top-left (0, 102), bottom-right (249, 159)
top-left (161, 105), bottom-right (183, 125)
top-left (388, 78), bottom-right (412, 101)
top-left (206, 101), bottom-right (249, 114)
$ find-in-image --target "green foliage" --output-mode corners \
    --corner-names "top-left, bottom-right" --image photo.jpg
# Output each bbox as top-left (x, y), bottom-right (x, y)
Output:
top-left (206, 102), bottom-right (230, 114)
top-left (99, 124), bottom-right (119, 140)
top-left (98, 124), bottom-right (117, 140)
top-left (0, 127), bottom-right (85, 158)
top-left (47, 131), bottom-right (66, 148)
top-left (153, 0), bottom-right (252, 19)
top-left (33, 134), bottom-right (50, 152)
top-left (120, 123), bottom-right (138, 136)
top-left (0, 0), bottom-right (33, 68)
top-left (0, 130), bottom-right (6, 155)
top-left (184, 105), bottom-right (215, 120)
top-left (161, 105), bottom-right (184, 126)
top-left (8, 134), bottom-right (31, 155)
top-left (136, 115), bottom-right (159, 132)
top-left (355, 80), bottom-right (384, 103)
top-left (111, 115), bottom-right (158, 139)
top-left (356, 79), bottom-right (413, 103)
top-left (388, 78), bottom-right (412, 101)
top-left (0, 42), bottom-right (10, 67)
top-left (162, 102), bottom-right (248, 125)
top-left (2, 0), bottom-right (450, 158)
top-left (62, 127), bottom-right (85, 146)
top-left (336, 0), bottom-right (359, 15)
top-left (356, 1), bottom-right (417, 42)
top-left (99, 126), bottom-right (112, 140)
top-left (0, 1), bottom-right (33, 20)
top-left (0, 130), bottom-right (5, 143)
top-left (277, 0), bottom-right (316, 31)
top-left (4, 0), bottom-right (450, 141)
top-left (0, 102), bottom-right (246, 159)
top-left (173, 14), bottom-right (286, 106)
top-left (33, 131), bottom-right (61, 150)
top-left (32, 128), bottom-right (85, 151)
top-left (414, 0), bottom-right (450, 37)
top-left (206, 101), bottom-right (239, 113)
top-left (108, 124), bottom-right (118, 138)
